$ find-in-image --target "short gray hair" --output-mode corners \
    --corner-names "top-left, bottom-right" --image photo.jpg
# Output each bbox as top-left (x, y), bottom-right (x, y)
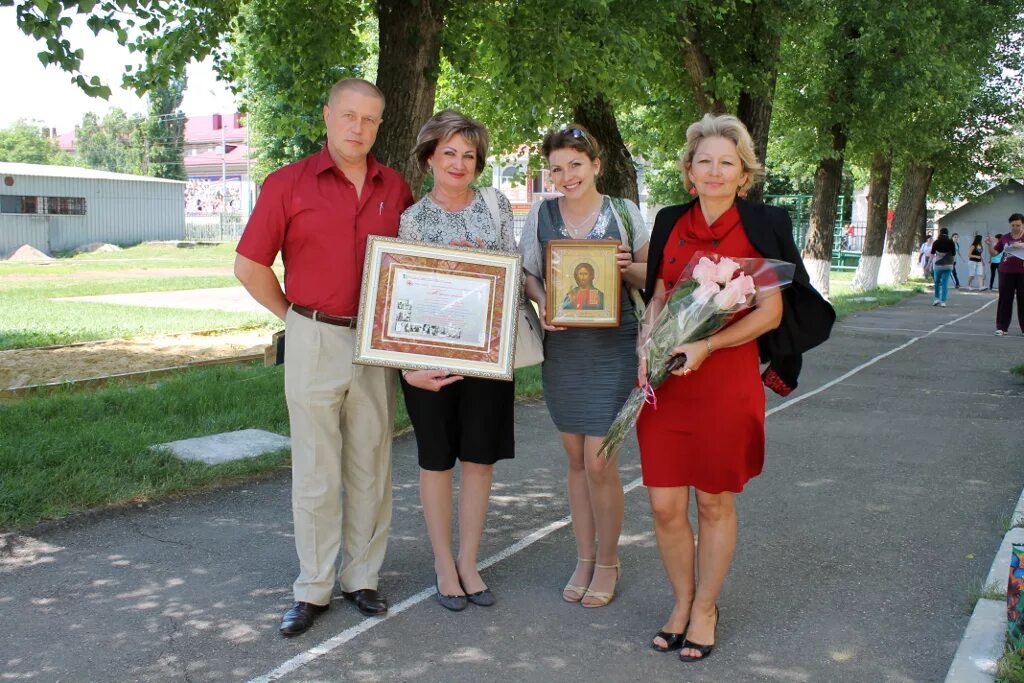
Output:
top-left (680, 113), bottom-right (764, 193)
top-left (328, 78), bottom-right (385, 109)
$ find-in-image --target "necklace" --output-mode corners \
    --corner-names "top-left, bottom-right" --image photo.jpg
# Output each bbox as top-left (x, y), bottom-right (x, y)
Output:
top-left (560, 199), bottom-right (602, 238)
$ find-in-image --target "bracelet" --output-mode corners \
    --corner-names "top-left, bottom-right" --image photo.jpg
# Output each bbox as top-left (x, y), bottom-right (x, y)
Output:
top-left (401, 369), bottom-right (411, 378)
top-left (704, 338), bottom-right (714, 355)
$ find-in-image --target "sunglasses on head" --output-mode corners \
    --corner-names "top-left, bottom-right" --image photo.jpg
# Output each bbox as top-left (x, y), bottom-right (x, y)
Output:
top-left (564, 127), bottom-right (593, 151)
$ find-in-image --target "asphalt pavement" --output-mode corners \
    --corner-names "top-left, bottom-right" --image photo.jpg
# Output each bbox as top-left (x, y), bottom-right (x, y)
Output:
top-left (1, 288), bottom-right (1022, 683)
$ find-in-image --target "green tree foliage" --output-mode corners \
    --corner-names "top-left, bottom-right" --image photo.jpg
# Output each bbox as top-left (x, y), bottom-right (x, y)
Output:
top-left (225, 0), bottom-right (370, 183)
top-left (0, 120), bottom-right (72, 164)
top-left (143, 76), bottom-right (187, 180)
top-left (75, 109), bottom-right (147, 174)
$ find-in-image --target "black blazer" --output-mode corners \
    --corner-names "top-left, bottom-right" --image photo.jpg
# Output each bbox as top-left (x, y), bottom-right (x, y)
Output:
top-left (643, 198), bottom-right (836, 395)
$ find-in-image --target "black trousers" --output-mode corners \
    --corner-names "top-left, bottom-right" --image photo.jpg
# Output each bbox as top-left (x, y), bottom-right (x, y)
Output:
top-left (990, 263), bottom-right (999, 290)
top-left (995, 270), bottom-right (1024, 333)
top-left (951, 263), bottom-right (961, 287)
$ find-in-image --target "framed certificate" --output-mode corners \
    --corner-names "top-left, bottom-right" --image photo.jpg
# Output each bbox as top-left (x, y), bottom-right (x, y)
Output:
top-left (354, 236), bottom-right (522, 381)
top-left (546, 240), bottom-right (621, 327)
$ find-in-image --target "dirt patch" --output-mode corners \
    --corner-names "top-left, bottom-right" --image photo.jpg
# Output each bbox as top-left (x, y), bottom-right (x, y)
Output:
top-left (0, 267), bottom-right (237, 283)
top-left (0, 330), bottom-right (276, 390)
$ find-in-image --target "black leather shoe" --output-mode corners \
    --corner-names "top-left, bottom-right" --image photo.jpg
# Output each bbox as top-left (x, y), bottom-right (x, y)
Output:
top-left (279, 601), bottom-right (329, 637)
top-left (341, 588), bottom-right (389, 616)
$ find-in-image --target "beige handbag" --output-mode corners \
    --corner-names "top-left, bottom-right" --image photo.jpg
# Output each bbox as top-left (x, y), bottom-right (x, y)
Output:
top-left (514, 297), bottom-right (544, 369)
top-left (479, 187), bottom-right (545, 369)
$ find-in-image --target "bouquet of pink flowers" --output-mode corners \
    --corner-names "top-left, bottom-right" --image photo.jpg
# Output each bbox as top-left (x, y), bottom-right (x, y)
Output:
top-left (597, 253), bottom-right (794, 459)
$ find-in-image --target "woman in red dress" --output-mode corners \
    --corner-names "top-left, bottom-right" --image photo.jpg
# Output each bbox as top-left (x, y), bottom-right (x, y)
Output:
top-left (637, 114), bottom-right (813, 663)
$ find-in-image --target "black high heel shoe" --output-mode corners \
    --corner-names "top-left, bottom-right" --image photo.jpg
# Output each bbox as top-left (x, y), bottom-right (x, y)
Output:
top-left (651, 626), bottom-right (687, 652)
top-left (679, 606), bottom-right (718, 662)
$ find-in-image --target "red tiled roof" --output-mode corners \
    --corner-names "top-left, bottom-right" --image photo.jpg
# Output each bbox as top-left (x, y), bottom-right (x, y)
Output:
top-left (184, 114), bottom-right (247, 143)
top-left (184, 144), bottom-right (250, 167)
top-left (56, 113), bottom-right (247, 149)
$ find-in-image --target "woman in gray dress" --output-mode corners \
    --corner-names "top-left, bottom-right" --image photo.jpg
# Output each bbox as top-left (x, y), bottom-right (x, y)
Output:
top-left (519, 125), bottom-right (649, 607)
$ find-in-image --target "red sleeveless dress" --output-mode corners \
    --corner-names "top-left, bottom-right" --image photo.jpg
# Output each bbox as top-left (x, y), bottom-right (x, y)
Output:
top-left (636, 204), bottom-right (766, 493)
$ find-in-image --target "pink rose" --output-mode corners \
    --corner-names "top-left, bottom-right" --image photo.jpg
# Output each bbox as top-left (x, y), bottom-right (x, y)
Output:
top-left (692, 281), bottom-right (721, 305)
top-left (714, 273), bottom-right (756, 310)
top-left (714, 257), bottom-right (741, 284)
top-left (691, 256), bottom-right (718, 286)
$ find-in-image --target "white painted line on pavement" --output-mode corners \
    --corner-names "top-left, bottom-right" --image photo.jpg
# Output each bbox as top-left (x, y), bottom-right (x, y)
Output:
top-left (766, 299), bottom-right (996, 418)
top-left (250, 478), bottom-right (646, 682)
top-left (841, 325), bottom-right (998, 338)
top-left (248, 297), bottom-right (995, 683)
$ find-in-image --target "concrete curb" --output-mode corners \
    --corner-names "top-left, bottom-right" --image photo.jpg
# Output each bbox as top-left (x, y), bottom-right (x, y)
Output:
top-left (944, 490), bottom-right (1024, 682)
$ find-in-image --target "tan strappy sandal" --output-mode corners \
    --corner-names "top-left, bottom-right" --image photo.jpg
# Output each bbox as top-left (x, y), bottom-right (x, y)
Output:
top-left (581, 562), bottom-right (621, 608)
top-left (562, 557), bottom-right (595, 603)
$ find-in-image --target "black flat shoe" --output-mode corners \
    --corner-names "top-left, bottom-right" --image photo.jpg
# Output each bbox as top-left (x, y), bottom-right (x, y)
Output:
top-left (651, 628), bottom-right (686, 652)
top-left (436, 578), bottom-right (468, 612)
top-left (679, 606), bottom-right (719, 662)
top-left (279, 600), bottom-right (329, 637)
top-left (464, 587), bottom-right (495, 607)
top-left (341, 588), bottom-right (389, 616)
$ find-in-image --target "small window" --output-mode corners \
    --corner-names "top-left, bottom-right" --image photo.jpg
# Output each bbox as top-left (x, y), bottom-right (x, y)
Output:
top-left (0, 195), bottom-right (86, 215)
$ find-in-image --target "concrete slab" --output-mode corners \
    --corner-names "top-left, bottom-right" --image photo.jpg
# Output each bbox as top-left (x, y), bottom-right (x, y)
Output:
top-left (53, 286), bottom-right (267, 313)
top-left (155, 428), bottom-right (290, 464)
top-left (944, 599), bottom-right (1004, 682)
top-left (985, 527), bottom-right (1024, 588)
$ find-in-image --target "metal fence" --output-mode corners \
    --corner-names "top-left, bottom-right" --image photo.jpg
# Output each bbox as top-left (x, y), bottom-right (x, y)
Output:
top-left (184, 213), bottom-right (247, 241)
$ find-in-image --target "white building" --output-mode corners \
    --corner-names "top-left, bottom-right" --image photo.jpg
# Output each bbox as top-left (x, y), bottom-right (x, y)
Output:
top-left (0, 162), bottom-right (184, 256)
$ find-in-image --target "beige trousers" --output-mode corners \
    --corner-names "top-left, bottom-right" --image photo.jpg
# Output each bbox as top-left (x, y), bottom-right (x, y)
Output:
top-left (283, 308), bottom-right (398, 605)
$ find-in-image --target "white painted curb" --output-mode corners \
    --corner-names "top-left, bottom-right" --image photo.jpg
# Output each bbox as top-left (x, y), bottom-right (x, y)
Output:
top-left (944, 494), bottom-right (1024, 682)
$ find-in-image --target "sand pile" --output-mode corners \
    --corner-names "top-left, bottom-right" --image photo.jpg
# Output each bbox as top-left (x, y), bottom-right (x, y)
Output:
top-left (5, 244), bottom-right (53, 262)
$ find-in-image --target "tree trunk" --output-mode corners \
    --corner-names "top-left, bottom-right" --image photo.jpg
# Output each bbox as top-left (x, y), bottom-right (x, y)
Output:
top-left (679, 9), bottom-right (726, 115)
top-left (374, 0), bottom-right (448, 194)
top-left (735, 4), bottom-right (780, 204)
top-left (572, 93), bottom-right (638, 203)
top-left (880, 162), bottom-right (933, 285)
top-left (801, 123), bottom-right (847, 297)
top-left (737, 90), bottom-right (774, 204)
top-left (852, 151), bottom-right (892, 291)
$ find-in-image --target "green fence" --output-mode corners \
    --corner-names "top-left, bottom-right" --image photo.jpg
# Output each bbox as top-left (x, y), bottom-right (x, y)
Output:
top-left (764, 194), bottom-right (856, 270)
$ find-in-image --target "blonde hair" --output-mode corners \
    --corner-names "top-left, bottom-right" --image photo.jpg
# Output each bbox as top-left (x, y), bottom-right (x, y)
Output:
top-left (412, 110), bottom-right (490, 176)
top-left (680, 113), bottom-right (763, 193)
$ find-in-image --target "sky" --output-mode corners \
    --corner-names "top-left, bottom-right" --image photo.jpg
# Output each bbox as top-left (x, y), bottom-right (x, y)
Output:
top-left (0, 6), bottom-right (237, 134)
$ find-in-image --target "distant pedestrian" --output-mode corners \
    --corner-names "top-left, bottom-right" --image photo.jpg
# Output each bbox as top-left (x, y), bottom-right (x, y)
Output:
top-left (950, 233), bottom-right (962, 289)
top-left (919, 236), bottom-right (934, 277)
top-left (986, 214), bottom-right (1024, 335)
top-left (989, 234), bottom-right (1003, 291)
top-left (931, 228), bottom-right (956, 307)
top-left (966, 235), bottom-right (985, 290)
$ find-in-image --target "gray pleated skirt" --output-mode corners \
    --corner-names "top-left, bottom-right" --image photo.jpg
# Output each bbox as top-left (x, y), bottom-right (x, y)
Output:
top-left (541, 315), bottom-right (639, 436)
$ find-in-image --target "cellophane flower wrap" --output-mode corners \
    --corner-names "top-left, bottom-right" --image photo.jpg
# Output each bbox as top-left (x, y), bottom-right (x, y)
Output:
top-left (597, 253), bottom-right (795, 459)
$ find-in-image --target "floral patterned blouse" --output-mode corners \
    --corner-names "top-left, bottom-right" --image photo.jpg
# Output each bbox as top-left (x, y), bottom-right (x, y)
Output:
top-left (398, 188), bottom-right (516, 253)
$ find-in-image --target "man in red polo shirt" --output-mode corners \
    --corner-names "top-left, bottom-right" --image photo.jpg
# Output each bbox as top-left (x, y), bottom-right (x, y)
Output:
top-left (235, 78), bottom-right (414, 637)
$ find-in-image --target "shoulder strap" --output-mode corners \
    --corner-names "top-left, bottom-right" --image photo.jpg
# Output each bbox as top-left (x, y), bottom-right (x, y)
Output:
top-left (480, 186), bottom-right (501, 232)
top-left (609, 197), bottom-right (633, 247)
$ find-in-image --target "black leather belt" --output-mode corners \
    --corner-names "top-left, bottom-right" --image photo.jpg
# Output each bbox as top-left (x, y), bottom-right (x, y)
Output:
top-left (291, 304), bottom-right (357, 328)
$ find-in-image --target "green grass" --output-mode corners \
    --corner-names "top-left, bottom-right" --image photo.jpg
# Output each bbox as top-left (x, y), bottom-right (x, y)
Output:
top-left (0, 362), bottom-right (544, 531)
top-left (966, 579), bottom-right (1007, 610)
top-left (1, 242), bottom-right (280, 349)
top-left (1012, 364), bottom-right (1024, 377)
top-left (828, 272), bottom-right (928, 320)
top-left (998, 649), bottom-right (1024, 683)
